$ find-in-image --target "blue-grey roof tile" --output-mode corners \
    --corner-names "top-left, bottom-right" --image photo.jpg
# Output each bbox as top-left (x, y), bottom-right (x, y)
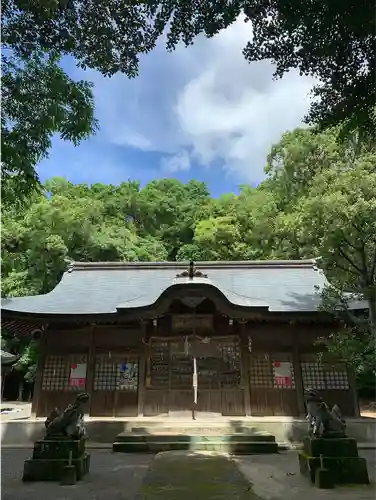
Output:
top-left (0, 260), bottom-right (366, 316)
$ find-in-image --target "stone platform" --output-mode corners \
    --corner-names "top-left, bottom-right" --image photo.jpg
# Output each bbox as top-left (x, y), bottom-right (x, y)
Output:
top-left (22, 437), bottom-right (90, 482)
top-left (113, 429), bottom-right (278, 454)
top-left (298, 436), bottom-right (370, 487)
top-left (2, 416), bottom-right (376, 446)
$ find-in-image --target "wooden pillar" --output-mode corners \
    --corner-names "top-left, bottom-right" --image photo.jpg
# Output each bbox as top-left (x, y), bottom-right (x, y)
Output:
top-left (348, 366), bottom-right (360, 417)
top-left (1, 370), bottom-right (7, 399)
top-left (240, 320), bottom-right (252, 416)
top-left (86, 324), bottom-right (96, 417)
top-left (137, 321), bottom-right (147, 417)
top-left (31, 325), bottom-right (48, 418)
top-left (292, 327), bottom-right (305, 416)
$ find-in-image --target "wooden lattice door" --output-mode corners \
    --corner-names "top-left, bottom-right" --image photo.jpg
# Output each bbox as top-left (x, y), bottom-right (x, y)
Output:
top-left (91, 352), bottom-right (139, 417)
top-left (249, 352), bottom-right (298, 416)
top-left (300, 354), bottom-right (354, 416)
top-left (38, 353), bottom-right (88, 416)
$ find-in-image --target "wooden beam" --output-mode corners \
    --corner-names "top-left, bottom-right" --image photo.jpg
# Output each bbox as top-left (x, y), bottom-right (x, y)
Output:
top-left (137, 321), bottom-right (147, 417)
top-left (292, 327), bottom-right (306, 416)
top-left (86, 324), bottom-right (96, 417)
top-left (240, 321), bottom-right (252, 416)
top-left (31, 325), bottom-right (48, 418)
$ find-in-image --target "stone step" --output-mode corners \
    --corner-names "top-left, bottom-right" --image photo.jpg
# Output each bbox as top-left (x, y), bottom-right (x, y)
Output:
top-left (112, 438), bottom-right (278, 454)
top-left (129, 418), bottom-right (261, 432)
top-left (116, 432), bottom-right (276, 443)
top-left (128, 425), bottom-right (268, 435)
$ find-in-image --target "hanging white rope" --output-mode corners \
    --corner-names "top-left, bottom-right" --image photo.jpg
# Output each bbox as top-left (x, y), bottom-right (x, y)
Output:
top-left (248, 337), bottom-right (252, 353)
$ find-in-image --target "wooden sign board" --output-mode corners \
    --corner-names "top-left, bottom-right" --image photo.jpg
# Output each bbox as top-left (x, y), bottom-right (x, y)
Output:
top-left (172, 314), bottom-right (213, 331)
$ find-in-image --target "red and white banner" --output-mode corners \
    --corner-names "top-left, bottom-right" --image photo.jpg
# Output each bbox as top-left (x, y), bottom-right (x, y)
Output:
top-left (273, 361), bottom-right (292, 387)
top-left (69, 363), bottom-right (87, 388)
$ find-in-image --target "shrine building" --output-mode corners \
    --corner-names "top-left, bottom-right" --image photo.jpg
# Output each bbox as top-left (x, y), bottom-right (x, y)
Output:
top-left (1, 260), bottom-right (365, 419)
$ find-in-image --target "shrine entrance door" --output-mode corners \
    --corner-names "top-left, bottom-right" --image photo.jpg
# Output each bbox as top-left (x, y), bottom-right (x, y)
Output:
top-left (143, 337), bottom-right (245, 417)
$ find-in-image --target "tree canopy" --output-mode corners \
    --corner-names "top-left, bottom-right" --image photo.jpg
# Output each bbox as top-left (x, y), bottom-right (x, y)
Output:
top-left (1, 52), bottom-right (97, 203)
top-left (2, 0), bottom-right (374, 201)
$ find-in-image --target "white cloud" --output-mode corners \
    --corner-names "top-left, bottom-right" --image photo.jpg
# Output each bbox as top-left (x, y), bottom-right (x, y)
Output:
top-left (88, 16), bottom-right (315, 184)
top-left (160, 150), bottom-right (191, 173)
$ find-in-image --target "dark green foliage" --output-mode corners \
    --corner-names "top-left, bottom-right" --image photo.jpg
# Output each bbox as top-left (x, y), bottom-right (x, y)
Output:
top-left (2, 0), bottom-right (374, 201)
top-left (243, 1), bottom-right (375, 137)
top-left (356, 370), bottom-right (376, 399)
top-left (1, 52), bottom-right (98, 202)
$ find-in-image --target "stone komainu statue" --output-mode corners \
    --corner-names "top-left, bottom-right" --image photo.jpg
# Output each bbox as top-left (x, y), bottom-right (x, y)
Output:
top-left (304, 388), bottom-right (346, 437)
top-left (45, 392), bottom-right (90, 439)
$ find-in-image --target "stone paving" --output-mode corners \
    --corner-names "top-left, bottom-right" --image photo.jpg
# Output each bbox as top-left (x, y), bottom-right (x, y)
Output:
top-left (234, 450), bottom-right (376, 500)
top-left (1, 449), bottom-right (153, 500)
top-left (1, 449), bottom-right (375, 500)
top-left (136, 451), bottom-right (256, 499)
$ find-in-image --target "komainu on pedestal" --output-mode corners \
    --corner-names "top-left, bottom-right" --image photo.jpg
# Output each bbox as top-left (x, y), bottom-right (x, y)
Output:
top-left (298, 389), bottom-right (369, 489)
top-left (22, 392), bottom-right (91, 483)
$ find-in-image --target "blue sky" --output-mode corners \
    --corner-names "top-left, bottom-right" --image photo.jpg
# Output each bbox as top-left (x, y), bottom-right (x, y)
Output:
top-left (37, 17), bottom-right (315, 197)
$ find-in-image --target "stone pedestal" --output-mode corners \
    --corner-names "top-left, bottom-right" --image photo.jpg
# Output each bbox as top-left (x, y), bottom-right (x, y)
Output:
top-left (298, 436), bottom-right (369, 487)
top-left (22, 436), bottom-right (90, 482)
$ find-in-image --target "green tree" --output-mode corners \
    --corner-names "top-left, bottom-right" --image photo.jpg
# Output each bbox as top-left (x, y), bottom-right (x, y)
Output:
top-left (194, 216), bottom-right (246, 260)
top-left (263, 127), bottom-right (344, 211)
top-left (1, 53), bottom-right (97, 202)
top-left (270, 137), bottom-right (376, 378)
top-left (254, 126), bottom-right (376, 389)
top-left (1, 180), bottom-right (170, 296)
top-left (2, 0), bottom-right (374, 200)
top-left (137, 179), bottom-right (210, 259)
top-left (297, 154), bottom-right (376, 336)
top-left (1, 330), bottom-right (39, 387)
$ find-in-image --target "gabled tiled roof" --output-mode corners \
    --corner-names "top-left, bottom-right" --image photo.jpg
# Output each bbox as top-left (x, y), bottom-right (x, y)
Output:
top-left (0, 260), bottom-right (366, 316)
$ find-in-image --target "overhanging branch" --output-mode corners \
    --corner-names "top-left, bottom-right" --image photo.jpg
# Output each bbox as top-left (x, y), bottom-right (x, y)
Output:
top-left (338, 247), bottom-right (364, 275)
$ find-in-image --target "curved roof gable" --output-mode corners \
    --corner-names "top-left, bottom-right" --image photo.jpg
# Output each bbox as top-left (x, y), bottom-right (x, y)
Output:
top-left (117, 275), bottom-right (270, 311)
top-left (1, 259), bottom-right (331, 316)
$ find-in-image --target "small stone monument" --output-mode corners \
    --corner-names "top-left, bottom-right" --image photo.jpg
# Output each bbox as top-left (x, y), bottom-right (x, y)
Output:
top-left (298, 389), bottom-right (369, 488)
top-left (22, 392), bottom-right (90, 482)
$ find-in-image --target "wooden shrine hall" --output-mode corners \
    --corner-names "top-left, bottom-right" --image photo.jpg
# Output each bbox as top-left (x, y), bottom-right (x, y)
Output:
top-left (1, 260), bottom-right (364, 419)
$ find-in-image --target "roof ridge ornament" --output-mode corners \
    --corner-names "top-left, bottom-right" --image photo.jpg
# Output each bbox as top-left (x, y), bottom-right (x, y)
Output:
top-left (176, 261), bottom-right (208, 279)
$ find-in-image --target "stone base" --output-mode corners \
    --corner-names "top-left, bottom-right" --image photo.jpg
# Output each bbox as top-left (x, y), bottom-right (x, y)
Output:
top-left (298, 452), bottom-right (369, 485)
top-left (23, 437), bottom-right (90, 482)
top-left (32, 437), bottom-right (86, 460)
top-left (303, 437), bottom-right (359, 457)
top-left (60, 464), bottom-right (77, 485)
top-left (23, 452), bottom-right (90, 482)
top-left (315, 468), bottom-right (334, 489)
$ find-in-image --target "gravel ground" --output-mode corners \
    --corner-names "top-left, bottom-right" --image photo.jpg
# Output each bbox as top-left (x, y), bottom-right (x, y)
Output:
top-left (1, 449), bottom-right (153, 500)
top-left (235, 449), bottom-right (376, 500)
